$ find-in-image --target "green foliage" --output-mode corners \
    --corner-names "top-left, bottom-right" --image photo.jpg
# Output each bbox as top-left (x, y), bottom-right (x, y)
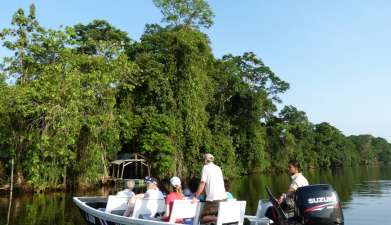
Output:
top-left (1, 4), bottom-right (391, 191)
top-left (70, 19), bottom-right (132, 57)
top-left (265, 106), bottom-right (391, 171)
top-left (153, 0), bottom-right (214, 29)
top-left (266, 106), bottom-right (313, 172)
top-left (312, 123), bottom-right (354, 168)
top-left (0, 72), bottom-right (10, 161)
top-left (138, 111), bottom-right (177, 176)
top-left (127, 25), bottom-right (215, 177)
top-left (209, 52), bottom-right (289, 173)
top-left (0, 5), bottom-right (138, 190)
top-left (348, 135), bottom-right (391, 165)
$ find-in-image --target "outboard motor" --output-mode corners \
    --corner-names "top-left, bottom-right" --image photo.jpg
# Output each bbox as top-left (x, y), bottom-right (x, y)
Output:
top-left (294, 184), bottom-right (344, 225)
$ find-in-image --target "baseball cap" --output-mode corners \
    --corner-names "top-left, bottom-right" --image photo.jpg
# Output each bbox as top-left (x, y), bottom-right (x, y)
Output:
top-left (203, 153), bottom-right (214, 162)
top-left (144, 176), bottom-right (158, 184)
top-left (170, 176), bottom-right (181, 187)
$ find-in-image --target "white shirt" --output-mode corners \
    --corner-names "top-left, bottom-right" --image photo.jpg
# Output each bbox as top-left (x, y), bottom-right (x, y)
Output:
top-left (201, 162), bottom-right (227, 201)
top-left (145, 188), bottom-right (164, 199)
top-left (117, 189), bottom-right (135, 197)
top-left (290, 173), bottom-right (309, 191)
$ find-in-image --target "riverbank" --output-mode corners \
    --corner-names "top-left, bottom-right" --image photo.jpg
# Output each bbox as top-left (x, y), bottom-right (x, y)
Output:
top-left (0, 178), bottom-right (131, 196)
top-left (2, 164), bottom-right (389, 194)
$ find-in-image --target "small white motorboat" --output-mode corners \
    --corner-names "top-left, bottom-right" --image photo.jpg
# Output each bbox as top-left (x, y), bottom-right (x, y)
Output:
top-left (74, 184), bottom-right (343, 225)
top-left (73, 196), bottom-right (266, 225)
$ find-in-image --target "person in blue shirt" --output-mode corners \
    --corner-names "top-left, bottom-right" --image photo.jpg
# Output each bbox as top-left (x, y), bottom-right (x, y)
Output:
top-left (225, 180), bottom-right (234, 200)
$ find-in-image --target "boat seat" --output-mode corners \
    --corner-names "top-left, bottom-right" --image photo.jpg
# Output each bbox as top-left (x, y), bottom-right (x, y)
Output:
top-left (216, 201), bottom-right (246, 225)
top-left (132, 198), bottom-right (166, 219)
top-left (169, 200), bottom-right (203, 224)
top-left (105, 195), bottom-right (129, 213)
top-left (244, 200), bottom-right (273, 225)
top-left (111, 209), bottom-right (126, 216)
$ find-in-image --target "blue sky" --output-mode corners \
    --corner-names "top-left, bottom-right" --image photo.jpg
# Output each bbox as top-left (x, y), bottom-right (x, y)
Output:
top-left (1, 0), bottom-right (390, 141)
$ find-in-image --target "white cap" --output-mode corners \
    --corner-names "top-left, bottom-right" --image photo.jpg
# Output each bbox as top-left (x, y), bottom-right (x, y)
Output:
top-left (203, 153), bottom-right (214, 162)
top-left (170, 176), bottom-right (181, 187)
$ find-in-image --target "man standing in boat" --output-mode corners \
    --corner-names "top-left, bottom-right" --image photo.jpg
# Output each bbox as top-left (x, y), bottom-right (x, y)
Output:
top-left (193, 153), bottom-right (227, 223)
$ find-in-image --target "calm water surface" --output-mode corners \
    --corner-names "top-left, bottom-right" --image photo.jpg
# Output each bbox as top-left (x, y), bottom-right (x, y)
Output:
top-left (1, 166), bottom-right (390, 225)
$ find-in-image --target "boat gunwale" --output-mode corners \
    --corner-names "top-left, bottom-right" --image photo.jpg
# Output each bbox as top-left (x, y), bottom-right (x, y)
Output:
top-left (73, 196), bottom-right (177, 225)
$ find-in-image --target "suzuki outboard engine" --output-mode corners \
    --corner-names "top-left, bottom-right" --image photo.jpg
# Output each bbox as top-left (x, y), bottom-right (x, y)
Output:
top-left (294, 184), bottom-right (344, 225)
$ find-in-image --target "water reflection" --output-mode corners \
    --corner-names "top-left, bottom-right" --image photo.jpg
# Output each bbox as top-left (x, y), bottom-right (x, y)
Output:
top-left (0, 188), bottom-right (112, 225)
top-left (0, 193), bottom-right (84, 225)
top-left (343, 180), bottom-right (391, 225)
top-left (0, 166), bottom-right (390, 225)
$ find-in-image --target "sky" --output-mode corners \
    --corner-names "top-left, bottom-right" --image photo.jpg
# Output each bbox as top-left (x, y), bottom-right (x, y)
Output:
top-left (1, 0), bottom-right (390, 141)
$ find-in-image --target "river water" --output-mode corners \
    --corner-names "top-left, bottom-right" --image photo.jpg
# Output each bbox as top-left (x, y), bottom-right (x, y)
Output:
top-left (0, 166), bottom-right (390, 225)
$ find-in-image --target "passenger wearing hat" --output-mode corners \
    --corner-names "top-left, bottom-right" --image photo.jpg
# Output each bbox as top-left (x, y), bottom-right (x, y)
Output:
top-left (193, 153), bottom-right (226, 223)
top-left (123, 176), bottom-right (164, 217)
top-left (162, 176), bottom-right (185, 222)
top-left (143, 176), bottom-right (164, 199)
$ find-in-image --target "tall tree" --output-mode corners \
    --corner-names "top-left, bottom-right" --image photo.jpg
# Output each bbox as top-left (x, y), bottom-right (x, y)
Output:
top-left (0, 4), bottom-right (43, 83)
top-left (126, 25), bottom-right (214, 177)
top-left (349, 135), bottom-right (381, 165)
top-left (0, 72), bottom-right (10, 160)
top-left (209, 52), bottom-right (289, 173)
top-left (0, 5), bottom-right (138, 190)
top-left (313, 122), bottom-right (355, 168)
top-left (70, 19), bottom-right (132, 58)
top-left (153, 0), bottom-right (214, 29)
top-left (266, 106), bottom-right (316, 171)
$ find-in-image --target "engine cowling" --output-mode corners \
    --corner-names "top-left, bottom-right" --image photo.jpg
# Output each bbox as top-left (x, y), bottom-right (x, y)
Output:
top-left (294, 184), bottom-right (344, 225)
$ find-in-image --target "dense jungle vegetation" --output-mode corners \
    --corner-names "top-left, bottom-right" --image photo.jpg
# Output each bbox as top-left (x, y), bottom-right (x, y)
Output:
top-left (0, 1), bottom-right (390, 191)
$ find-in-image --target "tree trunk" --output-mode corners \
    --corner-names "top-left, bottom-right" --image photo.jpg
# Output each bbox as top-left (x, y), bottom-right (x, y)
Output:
top-left (63, 166), bottom-right (67, 190)
top-left (7, 159), bottom-right (14, 225)
top-left (101, 146), bottom-right (108, 181)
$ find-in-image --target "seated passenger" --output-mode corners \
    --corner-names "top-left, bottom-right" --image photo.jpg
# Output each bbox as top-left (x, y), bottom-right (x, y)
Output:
top-left (123, 176), bottom-right (164, 217)
top-left (162, 176), bottom-right (185, 222)
top-left (142, 176), bottom-right (164, 199)
top-left (117, 179), bottom-right (135, 197)
top-left (182, 184), bottom-right (193, 199)
top-left (224, 180), bottom-right (235, 200)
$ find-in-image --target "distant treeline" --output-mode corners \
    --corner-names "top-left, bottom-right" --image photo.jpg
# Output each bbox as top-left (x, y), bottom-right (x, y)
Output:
top-left (0, 2), bottom-right (390, 191)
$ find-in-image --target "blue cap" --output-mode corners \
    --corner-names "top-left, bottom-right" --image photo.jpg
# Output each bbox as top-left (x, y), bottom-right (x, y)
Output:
top-left (144, 176), bottom-right (158, 184)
